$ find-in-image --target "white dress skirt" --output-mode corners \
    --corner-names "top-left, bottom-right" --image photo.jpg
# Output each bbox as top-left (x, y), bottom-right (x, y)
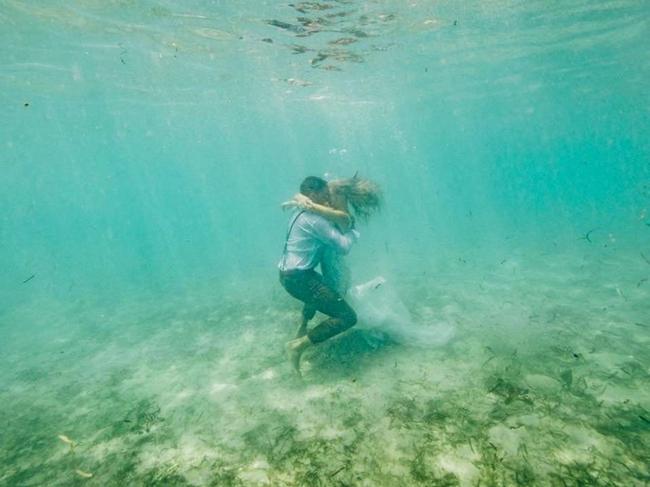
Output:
top-left (320, 246), bottom-right (351, 296)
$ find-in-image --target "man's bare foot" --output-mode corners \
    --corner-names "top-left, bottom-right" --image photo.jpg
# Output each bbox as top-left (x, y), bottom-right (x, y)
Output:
top-left (286, 336), bottom-right (311, 376)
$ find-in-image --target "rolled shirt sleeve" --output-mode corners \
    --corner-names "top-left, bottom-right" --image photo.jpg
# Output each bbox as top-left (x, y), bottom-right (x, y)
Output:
top-left (310, 218), bottom-right (359, 255)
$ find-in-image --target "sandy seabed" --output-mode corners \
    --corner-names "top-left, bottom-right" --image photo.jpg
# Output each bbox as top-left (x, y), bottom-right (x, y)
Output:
top-left (1, 250), bottom-right (648, 486)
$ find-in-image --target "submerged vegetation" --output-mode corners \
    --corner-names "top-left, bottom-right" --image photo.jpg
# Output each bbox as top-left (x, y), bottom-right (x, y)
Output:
top-left (1, 253), bottom-right (648, 485)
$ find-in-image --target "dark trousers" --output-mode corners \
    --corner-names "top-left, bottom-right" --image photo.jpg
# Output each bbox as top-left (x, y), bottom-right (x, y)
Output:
top-left (279, 269), bottom-right (357, 344)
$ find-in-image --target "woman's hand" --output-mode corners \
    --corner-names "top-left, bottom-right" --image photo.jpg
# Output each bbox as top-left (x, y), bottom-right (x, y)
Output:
top-left (293, 193), bottom-right (315, 210)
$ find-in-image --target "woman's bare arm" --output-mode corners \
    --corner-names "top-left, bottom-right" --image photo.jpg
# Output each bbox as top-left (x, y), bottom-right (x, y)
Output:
top-left (284, 194), bottom-right (351, 231)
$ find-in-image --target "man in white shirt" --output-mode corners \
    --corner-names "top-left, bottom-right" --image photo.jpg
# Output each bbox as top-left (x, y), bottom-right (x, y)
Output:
top-left (279, 176), bottom-right (359, 375)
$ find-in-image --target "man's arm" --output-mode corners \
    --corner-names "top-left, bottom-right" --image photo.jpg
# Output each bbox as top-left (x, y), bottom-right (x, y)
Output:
top-left (310, 216), bottom-right (358, 255)
top-left (307, 202), bottom-right (351, 231)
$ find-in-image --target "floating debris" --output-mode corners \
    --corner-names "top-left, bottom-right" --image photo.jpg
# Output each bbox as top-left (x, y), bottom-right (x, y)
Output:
top-left (310, 52), bottom-right (329, 65)
top-left (326, 10), bottom-right (352, 20)
top-left (57, 434), bottom-right (74, 445)
top-left (297, 15), bottom-right (330, 28)
top-left (57, 434), bottom-right (76, 452)
top-left (289, 44), bottom-right (311, 54)
top-left (273, 77), bottom-right (312, 87)
top-left (22, 274), bottom-right (35, 284)
top-left (329, 37), bottom-right (357, 45)
top-left (192, 27), bottom-right (236, 41)
top-left (310, 48), bottom-right (364, 67)
top-left (75, 470), bottom-right (93, 479)
top-left (171, 12), bottom-right (209, 20)
top-left (283, 78), bottom-right (312, 87)
top-left (290, 2), bottom-right (334, 14)
top-left (579, 228), bottom-right (597, 243)
top-left (265, 19), bottom-right (306, 34)
top-left (342, 28), bottom-right (369, 38)
top-left (377, 13), bottom-right (396, 22)
top-left (118, 43), bottom-right (127, 65)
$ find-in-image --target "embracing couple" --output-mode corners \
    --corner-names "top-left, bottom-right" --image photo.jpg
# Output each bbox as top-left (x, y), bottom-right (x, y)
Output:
top-left (278, 175), bottom-right (382, 375)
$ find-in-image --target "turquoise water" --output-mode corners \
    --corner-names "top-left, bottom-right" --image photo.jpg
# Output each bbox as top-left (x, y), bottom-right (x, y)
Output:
top-left (1, 1), bottom-right (649, 485)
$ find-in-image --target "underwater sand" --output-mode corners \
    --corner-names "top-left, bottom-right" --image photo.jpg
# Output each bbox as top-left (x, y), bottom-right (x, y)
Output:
top-left (1, 249), bottom-right (649, 486)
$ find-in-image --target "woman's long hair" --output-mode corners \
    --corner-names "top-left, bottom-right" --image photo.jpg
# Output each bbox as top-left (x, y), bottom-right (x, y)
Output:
top-left (330, 174), bottom-right (383, 221)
